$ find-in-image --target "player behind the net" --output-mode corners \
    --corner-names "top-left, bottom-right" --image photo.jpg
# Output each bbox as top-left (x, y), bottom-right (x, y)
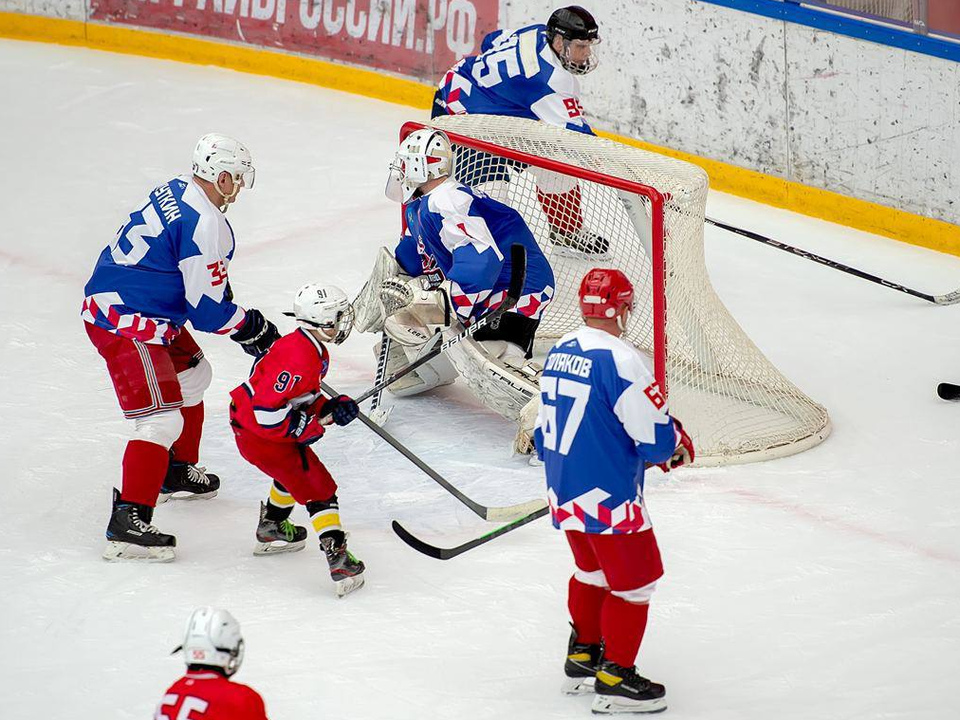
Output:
top-left (157, 607), bottom-right (269, 720)
top-left (433, 5), bottom-right (607, 255)
top-left (534, 268), bottom-right (694, 715)
top-left (352, 128), bottom-right (556, 423)
top-left (229, 283), bottom-right (365, 597)
top-left (82, 134), bottom-right (281, 563)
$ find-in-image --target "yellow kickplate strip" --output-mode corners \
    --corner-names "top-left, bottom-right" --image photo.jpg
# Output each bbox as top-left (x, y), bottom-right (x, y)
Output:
top-left (3, 12), bottom-right (956, 256)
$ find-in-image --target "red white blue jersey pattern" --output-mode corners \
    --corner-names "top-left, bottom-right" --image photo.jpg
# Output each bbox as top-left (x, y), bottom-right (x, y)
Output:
top-left (82, 177), bottom-right (246, 345)
top-left (437, 25), bottom-right (593, 135)
top-left (534, 327), bottom-right (679, 535)
top-left (395, 179), bottom-right (555, 324)
top-left (229, 329), bottom-right (330, 442)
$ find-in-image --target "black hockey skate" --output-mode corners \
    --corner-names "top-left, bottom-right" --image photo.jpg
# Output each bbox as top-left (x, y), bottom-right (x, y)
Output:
top-left (561, 624), bottom-right (602, 695)
top-left (103, 488), bottom-right (176, 563)
top-left (158, 460), bottom-right (220, 503)
top-left (320, 532), bottom-right (365, 598)
top-left (254, 502), bottom-right (307, 556)
top-left (592, 659), bottom-right (666, 714)
top-left (549, 227), bottom-right (610, 257)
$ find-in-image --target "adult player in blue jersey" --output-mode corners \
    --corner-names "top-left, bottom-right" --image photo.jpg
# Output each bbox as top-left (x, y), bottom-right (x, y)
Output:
top-left (433, 6), bottom-right (608, 255)
top-left (534, 268), bottom-right (694, 714)
top-left (354, 128), bottom-right (554, 420)
top-left (82, 133), bottom-right (281, 562)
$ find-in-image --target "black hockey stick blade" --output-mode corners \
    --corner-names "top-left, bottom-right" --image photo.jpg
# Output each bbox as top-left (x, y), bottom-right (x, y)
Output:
top-left (391, 504), bottom-right (549, 560)
top-left (937, 382), bottom-right (960, 401)
top-left (354, 243), bottom-right (528, 405)
top-left (706, 217), bottom-right (960, 306)
top-left (321, 380), bottom-right (545, 522)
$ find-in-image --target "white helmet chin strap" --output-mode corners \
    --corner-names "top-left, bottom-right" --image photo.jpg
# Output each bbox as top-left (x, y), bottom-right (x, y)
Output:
top-left (616, 308), bottom-right (631, 334)
top-left (216, 173), bottom-right (241, 213)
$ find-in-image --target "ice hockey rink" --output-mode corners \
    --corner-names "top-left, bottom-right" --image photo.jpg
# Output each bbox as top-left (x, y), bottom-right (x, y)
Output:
top-left (2, 37), bottom-right (959, 719)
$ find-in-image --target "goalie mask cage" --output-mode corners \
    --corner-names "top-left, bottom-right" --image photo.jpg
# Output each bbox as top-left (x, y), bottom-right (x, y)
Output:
top-left (404, 116), bottom-right (830, 465)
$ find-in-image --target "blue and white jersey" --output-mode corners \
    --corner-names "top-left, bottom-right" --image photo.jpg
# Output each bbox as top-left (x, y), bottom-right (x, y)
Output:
top-left (395, 178), bottom-right (555, 323)
top-left (81, 177), bottom-right (246, 345)
top-left (437, 24), bottom-right (593, 135)
top-left (534, 327), bottom-right (679, 534)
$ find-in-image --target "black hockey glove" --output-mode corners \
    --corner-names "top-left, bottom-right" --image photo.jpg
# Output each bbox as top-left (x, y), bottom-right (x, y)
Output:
top-left (287, 410), bottom-right (325, 445)
top-left (230, 309), bottom-right (280, 357)
top-left (320, 395), bottom-right (359, 426)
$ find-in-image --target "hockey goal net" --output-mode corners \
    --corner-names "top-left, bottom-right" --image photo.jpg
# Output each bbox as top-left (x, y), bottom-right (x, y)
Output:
top-left (409, 115), bottom-right (830, 465)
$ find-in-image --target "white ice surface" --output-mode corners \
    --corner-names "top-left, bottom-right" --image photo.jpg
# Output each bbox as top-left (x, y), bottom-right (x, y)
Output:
top-left (1, 39), bottom-right (959, 720)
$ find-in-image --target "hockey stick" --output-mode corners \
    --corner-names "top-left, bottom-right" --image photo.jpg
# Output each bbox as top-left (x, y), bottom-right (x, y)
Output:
top-left (706, 216), bottom-right (960, 306)
top-left (937, 383), bottom-right (960, 401)
top-left (320, 379), bottom-right (546, 523)
top-left (354, 243), bottom-right (528, 405)
top-left (391, 504), bottom-right (550, 560)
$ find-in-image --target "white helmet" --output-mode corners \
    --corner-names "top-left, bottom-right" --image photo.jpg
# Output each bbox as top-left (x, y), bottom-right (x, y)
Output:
top-left (193, 133), bottom-right (256, 189)
top-left (172, 607), bottom-right (245, 677)
top-left (385, 128), bottom-right (454, 203)
top-left (283, 283), bottom-right (355, 344)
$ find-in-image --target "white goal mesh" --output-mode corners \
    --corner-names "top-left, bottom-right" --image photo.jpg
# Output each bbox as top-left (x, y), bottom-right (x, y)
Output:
top-left (417, 115), bottom-right (830, 465)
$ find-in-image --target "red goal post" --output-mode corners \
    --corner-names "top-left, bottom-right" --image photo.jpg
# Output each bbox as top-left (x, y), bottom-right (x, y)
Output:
top-left (399, 115), bottom-right (830, 465)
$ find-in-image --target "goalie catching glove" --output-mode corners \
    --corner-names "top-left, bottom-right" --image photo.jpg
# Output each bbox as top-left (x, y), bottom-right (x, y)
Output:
top-left (658, 418), bottom-right (694, 471)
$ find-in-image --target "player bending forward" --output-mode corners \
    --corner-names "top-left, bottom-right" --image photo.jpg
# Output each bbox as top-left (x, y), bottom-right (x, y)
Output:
top-left (229, 284), bottom-right (365, 597)
top-left (534, 269), bottom-right (694, 714)
top-left (434, 6), bottom-right (608, 255)
top-left (83, 133), bottom-right (281, 563)
top-left (353, 128), bottom-right (555, 422)
top-left (157, 607), bottom-right (269, 720)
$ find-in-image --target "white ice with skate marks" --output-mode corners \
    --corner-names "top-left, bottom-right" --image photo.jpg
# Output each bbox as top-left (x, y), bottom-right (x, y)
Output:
top-left (0, 38), bottom-right (959, 720)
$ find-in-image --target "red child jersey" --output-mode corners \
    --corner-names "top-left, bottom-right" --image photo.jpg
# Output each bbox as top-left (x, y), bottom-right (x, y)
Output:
top-left (155, 671), bottom-right (268, 720)
top-left (230, 328), bottom-right (330, 442)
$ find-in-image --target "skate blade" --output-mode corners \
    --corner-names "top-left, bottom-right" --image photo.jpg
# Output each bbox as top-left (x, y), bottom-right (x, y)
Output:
top-left (591, 694), bottom-right (667, 715)
top-left (158, 490), bottom-right (218, 503)
top-left (334, 573), bottom-right (365, 598)
top-left (561, 676), bottom-right (595, 695)
top-left (253, 540), bottom-right (306, 556)
top-left (102, 541), bottom-right (175, 563)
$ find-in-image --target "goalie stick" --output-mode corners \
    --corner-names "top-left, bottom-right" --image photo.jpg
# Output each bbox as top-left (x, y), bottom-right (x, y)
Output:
top-left (706, 217), bottom-right (960, 306)
top-left (354, 243), bottom-right (528, 405)
top-left (320, 379), bottom-right (546, 523)
top-left (367, 332), bottom-right (393, 426)
top-left (391, 505), bottom-right (549, 560)
top-left (937, 383), bottom-right (960, 401)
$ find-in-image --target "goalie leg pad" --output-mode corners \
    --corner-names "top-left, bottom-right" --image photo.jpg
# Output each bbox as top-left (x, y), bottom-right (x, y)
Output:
top-left (374, 339), bottom-right (458, 397)
top-left (444, 335), bottom-right (539, 422)
top-left (513, 395), bottom-right (541, 456)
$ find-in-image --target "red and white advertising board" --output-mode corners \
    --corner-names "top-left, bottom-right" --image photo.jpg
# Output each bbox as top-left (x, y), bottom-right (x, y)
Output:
top-left (89, 0), bottom-right (500, 82)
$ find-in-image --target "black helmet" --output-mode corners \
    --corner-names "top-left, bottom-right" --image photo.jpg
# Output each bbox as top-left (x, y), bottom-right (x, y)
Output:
top-left (547, 6), bottom-right (599, 43)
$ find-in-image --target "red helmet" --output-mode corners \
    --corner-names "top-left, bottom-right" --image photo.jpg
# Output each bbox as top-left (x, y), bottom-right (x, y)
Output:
top-left (579, 268), bottom-right (634, 320)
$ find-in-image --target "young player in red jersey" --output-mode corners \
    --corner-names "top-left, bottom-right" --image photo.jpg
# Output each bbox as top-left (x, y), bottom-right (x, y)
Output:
top-left (156, 607), bottom-right (268, 720)
top-left (229, 283), bottom-right (365, 597)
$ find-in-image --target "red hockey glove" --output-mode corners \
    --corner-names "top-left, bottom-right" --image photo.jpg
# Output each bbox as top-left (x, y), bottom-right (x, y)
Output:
top-left (658, 418), bottom-right (694, 472)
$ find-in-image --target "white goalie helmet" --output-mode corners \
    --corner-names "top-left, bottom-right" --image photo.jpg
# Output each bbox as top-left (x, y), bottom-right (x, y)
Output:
top-left (192, 133), bottom-right (256, 189)
top-left (284, 283), bottom-right (355, 344)
top-left (385, 128), bottom-right (454, 203)
top-left (172, 606), bottom-right (245, 677)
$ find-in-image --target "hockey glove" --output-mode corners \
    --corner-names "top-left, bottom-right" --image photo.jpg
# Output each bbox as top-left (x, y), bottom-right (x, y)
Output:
top-left (288, 410), bottom-right (325, 445)
top-left (231, 309), bottom-right (281, 357)
top-left (658, 418), bottom-right (695, 472)
top-left (379, 276), bottom-right (415, 316)
top-left (320, 395), bottom-right (360, 427)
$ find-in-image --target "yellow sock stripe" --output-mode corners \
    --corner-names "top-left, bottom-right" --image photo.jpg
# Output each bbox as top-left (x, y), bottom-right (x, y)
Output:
top-left (268, 484), bottom-right (296, 508)
top-left (310, 509), bottom-right (341, 534)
